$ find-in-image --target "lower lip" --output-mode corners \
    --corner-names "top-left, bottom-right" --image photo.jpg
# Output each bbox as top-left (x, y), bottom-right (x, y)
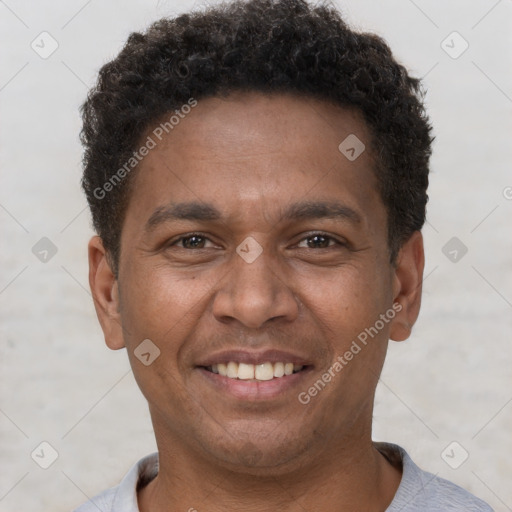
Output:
top-left (196, 367), bottom-right (313, 401)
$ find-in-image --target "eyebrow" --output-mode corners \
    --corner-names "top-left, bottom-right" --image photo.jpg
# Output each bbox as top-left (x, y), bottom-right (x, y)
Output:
top-left (144, 200), bottom-right (362, 232)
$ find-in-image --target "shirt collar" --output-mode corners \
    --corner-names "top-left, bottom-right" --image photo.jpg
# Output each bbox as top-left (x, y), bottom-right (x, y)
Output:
top-left (111, 444), bottom-right (414, 511)
top-left (111, 452), bottom-right (159, 512)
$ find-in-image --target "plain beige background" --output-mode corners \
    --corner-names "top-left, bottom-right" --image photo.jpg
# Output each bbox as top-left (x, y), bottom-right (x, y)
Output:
top-left (1, 0), bottom-right (511, 510)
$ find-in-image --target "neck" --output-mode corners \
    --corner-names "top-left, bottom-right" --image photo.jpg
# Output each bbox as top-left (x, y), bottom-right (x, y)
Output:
top-left (138, 424), bottom-right (402, 512)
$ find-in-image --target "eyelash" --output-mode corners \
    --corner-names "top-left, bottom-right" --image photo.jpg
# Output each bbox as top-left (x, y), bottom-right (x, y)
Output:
top-left (168, 232), bottom-right (346, 250)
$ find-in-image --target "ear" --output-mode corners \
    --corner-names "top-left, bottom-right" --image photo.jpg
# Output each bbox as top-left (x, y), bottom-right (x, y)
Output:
top-left (88, 236), bottom-right (125, 350)
top-left (389, 230), bottom-right (425, 342)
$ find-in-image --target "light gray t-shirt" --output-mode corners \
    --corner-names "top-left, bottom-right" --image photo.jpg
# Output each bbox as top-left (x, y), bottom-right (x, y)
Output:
top-left (73, 443), bottom-right (493, 511)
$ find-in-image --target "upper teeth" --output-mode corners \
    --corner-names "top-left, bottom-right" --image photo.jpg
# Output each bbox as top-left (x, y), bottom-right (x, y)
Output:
top-left (210, 362), bottom-right (304, 381)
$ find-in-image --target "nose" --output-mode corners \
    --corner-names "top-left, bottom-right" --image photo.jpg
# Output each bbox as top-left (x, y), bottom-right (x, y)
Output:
top-left (211, 244), bottom-right (299, 330)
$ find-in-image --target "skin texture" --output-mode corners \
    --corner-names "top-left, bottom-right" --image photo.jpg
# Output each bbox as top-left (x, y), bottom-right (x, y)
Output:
top-left (88, 92), bottom-right (424, 511)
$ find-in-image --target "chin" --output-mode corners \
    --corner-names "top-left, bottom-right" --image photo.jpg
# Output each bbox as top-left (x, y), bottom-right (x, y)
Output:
top-left (199, 429), bottom-right (316, 474)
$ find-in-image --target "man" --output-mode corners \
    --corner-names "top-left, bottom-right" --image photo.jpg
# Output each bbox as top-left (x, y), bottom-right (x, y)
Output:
top-left (75, 0), bottom-right (493, 510)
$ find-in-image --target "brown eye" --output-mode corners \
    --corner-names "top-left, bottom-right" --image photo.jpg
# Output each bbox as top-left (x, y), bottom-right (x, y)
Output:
top-left (297, 233), bottom-right (340, 249)
top-left (169, 234), bottom-right (213, 249)
top-left (182, 235), bottom-right (205, 248)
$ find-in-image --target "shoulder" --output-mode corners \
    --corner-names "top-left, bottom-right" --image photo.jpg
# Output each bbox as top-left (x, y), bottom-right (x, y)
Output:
top-left (71, 453), bottom-right (159, 512)
top-left (423, 474), bottom-right (494, 511)
top-left (73, 487), bottom-right (116, 512)
top-left (408, 469), bottom-right (494, 511)
top-left (376, 443), bottom-right (494, 512)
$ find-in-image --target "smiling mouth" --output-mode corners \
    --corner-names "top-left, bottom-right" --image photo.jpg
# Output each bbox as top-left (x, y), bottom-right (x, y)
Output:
top-left (201, 361), bottom-right (308, 381)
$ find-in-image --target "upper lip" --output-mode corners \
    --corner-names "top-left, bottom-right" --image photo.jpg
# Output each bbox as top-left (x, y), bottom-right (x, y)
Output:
top-left (196, 349), bottom-right (313, 367)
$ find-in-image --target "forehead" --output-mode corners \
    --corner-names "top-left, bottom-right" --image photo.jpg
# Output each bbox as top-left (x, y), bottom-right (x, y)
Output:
top-left (124, 91), bottom-right (383, 234)
top-left (150, 91), bottom-right (374, 169)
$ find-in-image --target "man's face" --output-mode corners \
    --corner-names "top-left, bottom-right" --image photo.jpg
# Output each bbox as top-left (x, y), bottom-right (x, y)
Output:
top-left (92, 92), bottom-right (416, 472)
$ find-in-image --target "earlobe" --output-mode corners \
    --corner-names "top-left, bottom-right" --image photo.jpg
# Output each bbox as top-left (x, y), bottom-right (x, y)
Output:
top-left (88, 236), bottom-right (125, 350)
top-left (389, 231), bottom-right (425, 342)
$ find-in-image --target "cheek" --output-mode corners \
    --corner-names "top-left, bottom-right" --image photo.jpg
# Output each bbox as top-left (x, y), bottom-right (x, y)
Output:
top-left (304, 264), bottom-right (388, 342)
top-left (119, 270), bottom-right (201, 410)
top-left (120, 264), bottom-right (211, 343)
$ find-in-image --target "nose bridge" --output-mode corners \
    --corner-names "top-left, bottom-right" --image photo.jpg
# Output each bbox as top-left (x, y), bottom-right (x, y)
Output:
top-left (212, 240), bottom-right (298, 328)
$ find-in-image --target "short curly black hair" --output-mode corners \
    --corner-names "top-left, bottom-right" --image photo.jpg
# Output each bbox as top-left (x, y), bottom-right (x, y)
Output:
top-left (80, 0), bottom-right (433, 275)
